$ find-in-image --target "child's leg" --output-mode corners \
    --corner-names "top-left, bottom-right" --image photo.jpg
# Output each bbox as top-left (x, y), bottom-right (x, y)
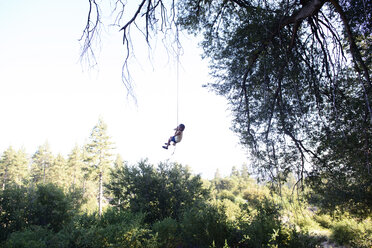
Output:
top-left (163, 136), bottom-right (173, 149)
top-left (164, 136), bottom-right (176, 148)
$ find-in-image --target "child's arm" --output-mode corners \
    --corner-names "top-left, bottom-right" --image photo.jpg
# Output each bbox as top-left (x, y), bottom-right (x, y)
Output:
top-left (174, 126), bottom-right (180, 133)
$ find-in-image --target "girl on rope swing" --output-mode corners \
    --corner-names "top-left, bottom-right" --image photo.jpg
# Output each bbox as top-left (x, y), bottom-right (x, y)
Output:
top-left (162, 124), bottom-right (185, 149)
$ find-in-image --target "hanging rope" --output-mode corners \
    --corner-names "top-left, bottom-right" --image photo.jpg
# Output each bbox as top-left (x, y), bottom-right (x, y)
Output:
top-left (175, 26), bottom-right (181, 127)
top-left (171, 35), bottom-right (180, 157)
top-left (176, 49), bottom-right (180, 126)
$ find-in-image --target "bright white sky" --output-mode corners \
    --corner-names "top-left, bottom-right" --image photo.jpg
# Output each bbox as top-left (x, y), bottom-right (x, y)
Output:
top-left (0, 0), bottom-right (248, 179)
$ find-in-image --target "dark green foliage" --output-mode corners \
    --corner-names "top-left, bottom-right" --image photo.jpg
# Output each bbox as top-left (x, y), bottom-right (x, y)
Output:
top-left (107, 160), bottom-right (209, 223)
top-left (236, 199), bottom-right (284, 247)
top-left (180, 202), bottom-right (231, 247)
top-left (285, 230), bottom-right (326, 248)
top-left (0, 184), bottom-right (74, 242)
top-left (69, 209), bottom-right (158, 248)
top-left (29, 184), bottom-right (74, 232)
top-left (4, 225), bottom-right (69, 248)
top-left (2, 208), bottom-right (159, 248)
top-left (0, 186), bottom-right (30, 242)
top-left (152, 217), bottom-right (180, 248)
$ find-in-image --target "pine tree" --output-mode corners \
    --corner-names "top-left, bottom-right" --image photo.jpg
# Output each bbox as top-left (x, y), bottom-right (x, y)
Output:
top-left (0, 146), bottom-right (29, 190)
top-left (50, 154), bottom-right (68, 189)
top-left (109, 154), bottom-right (126, 207)
top-left (214, 169), bottom-right (221, 180)
top-left (31, 143), bottom-right (54, 184)
top-left (67, 145), bottom-right (85, 191)
top-left (230, 166), bottom-right (240, 178)
top-left (84, 118), bottom-right (115, 216)
top-left (240, 164), bottom-right (250, 180)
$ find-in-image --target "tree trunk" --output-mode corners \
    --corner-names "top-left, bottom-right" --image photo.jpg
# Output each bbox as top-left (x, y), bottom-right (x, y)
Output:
top-left (72, 170), bottom-right (76, 191)
top-left (43, 162), bottom-right (46, 183)
top-left (2, 168), bottom-right (7, 190)
top-left (82, 178), bottom-right (86, 195)
top-left (98, 171), bottom-right (103, 216)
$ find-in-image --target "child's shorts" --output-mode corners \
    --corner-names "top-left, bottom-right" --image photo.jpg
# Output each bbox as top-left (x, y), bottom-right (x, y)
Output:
top-left (171, 136), bottom-right (177, 143)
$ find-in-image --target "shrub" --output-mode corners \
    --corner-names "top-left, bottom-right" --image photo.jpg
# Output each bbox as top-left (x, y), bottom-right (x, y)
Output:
top-left (0, 184), bottom-right (74, 243)
top-left (30, 184), bottom-right (74, 232)
top-left (153, 218), bottom-right (180, 248)
top-left (237, 199), bottom-right (282, 247)
top-left (0, 186), bottom-right (29, 242)
top-left (180, 203), bottom-right (231, 247)
top-left (313, 214), bottom-right (332, 229)
top-left (294, 214), bottom-right (321, 233)
top-left (286, 229), bottom-right (326, 248)
top-left (71, 208), bottom-right (153, 248)
top-left (119, 227), bottom-right (159, 248)
top-left (4, 225), bottom-right (69, 248)
top-left (219, 190), bottom-right (236, 202)
top-left (331, 218), bottom-right (372, 248)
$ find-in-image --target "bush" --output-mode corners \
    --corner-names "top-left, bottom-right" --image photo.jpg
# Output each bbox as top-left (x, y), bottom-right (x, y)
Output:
top-left (70, 208), bottom-right (159, 248)
top-left (294, 214), bottom-right (321, 233)
top-left (237, 199), bottom-right (283, 247)
top-left (0, 186), bottom-right (29, 242)
top-left (286, 229), bottom-right (326, 248)
top-left (119, 227), bottom-right (159, 248)
top-left (0, 184), bottom-right (74, 243)
top-left (218, 199), bottom-right (241, 222)
top-left (313, 214), bottom-right (332, 229)
top-left (30, 184), bottom-right (74, 232)
top-left (331, 218), bottom-right (372, 248)
top-left (180, 203), bottom-right (231, 247)
top-left (4, 225), bottom-right (69, 248)
top-left (235, 198), bottom-right (322, 248)
top-left (219, 190), bottom-right (236, 202)
top-left (153, 218), bottom-right (180, 248)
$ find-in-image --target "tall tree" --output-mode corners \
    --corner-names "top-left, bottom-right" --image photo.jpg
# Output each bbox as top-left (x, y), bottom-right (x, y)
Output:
top-left (31, 143), bottom-right (54, 185)
top-left (214, 168), bottom-right (221, 180)
top-left (66, 145), bottom-right (85, 191)
top-left (230, 166), bottom-right (240, 178)
top-left (0, 147), bottom-right (29, 190)
top-left (84, 118), bottom-right (115, 216)
top-left (240, 164), bottom-right (250, 180)
top-left (50, 154), bottom-right (68, 189)
top-left (82, 0), bottom-right (372, 213)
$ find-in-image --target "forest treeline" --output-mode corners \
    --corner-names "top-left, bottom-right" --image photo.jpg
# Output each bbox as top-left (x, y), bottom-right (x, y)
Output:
top-left (1, 119), bottom-right (371, 247)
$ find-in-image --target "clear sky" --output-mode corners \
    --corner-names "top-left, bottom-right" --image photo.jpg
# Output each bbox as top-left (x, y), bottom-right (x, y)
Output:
top-left (0, 0), bottom-right (248, 179)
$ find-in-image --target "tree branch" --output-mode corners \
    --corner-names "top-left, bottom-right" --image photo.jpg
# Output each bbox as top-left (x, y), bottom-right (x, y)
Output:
top-left (329, 0), bottom-right (372, 123)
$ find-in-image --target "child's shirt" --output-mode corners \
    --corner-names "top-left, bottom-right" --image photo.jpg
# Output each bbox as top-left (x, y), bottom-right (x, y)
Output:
top-left (175, 131), bottom-right (183, 143)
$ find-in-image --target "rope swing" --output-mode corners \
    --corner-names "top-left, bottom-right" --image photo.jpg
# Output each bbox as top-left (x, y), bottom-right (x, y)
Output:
top-left (162, 36), bottom-right (186, 152)
top-left (176, 45), bottom-right (180, 126)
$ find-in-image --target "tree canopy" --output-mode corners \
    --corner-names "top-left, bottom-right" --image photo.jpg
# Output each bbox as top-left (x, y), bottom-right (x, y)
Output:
top-left (81, 0), bottom-right (371, 213)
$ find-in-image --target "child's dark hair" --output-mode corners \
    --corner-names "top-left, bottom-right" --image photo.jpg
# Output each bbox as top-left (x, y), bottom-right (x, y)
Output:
top-left (179, 124), bottom-right (185, 130)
